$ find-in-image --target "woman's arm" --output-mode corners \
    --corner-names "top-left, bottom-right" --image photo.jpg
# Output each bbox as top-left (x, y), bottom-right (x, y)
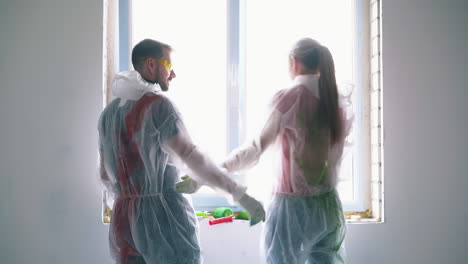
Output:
top-left (221, 109), bottom-right (282, 173)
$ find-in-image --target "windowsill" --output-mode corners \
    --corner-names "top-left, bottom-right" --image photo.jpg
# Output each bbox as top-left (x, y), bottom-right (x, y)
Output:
top-left (197, 217), bottom-right (383, 226)
top-left (102, 196), bottom-right (383, 225)
top-left (346, 217), bottom-right (383, 224)
top-left (197, 217), bottom-right (251, 225)
top-left (344, 209), bottom-right (383, 223)
top-left (102, 214), bottom-right (383, 225)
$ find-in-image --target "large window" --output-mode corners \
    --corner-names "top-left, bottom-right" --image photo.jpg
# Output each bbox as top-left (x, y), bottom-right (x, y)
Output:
top-left (109, 0), bottom-right (382, 217)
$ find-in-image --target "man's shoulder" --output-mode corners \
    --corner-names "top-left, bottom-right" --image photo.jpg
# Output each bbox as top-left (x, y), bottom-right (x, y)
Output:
top-left (139, 92), bottom-right (171, 105)
top-left (128, 92), bottom-right (180, 121)
top-left (99, 93), bottom-right (177, 119)
top-left (100, 99), bottom-right (119, 116)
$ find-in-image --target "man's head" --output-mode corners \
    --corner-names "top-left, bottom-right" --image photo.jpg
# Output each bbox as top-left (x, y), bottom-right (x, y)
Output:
top-left (131, 39), bottom-right (176, 91)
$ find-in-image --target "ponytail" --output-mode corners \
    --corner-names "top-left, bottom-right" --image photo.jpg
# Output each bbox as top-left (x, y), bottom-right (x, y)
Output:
top-left (290, 38), bottom-right (342, 145)
top-left (317, 46), bottom-right (342, 145)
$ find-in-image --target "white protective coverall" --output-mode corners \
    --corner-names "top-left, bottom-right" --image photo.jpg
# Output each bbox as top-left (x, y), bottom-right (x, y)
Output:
top-left (221, 74), bottom-right (353, 264)
top-left (98, 71), bottom-right (262, 263)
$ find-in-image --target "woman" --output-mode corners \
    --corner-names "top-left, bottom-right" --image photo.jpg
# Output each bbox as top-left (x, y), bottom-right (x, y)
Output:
top-left (221, 38), bottom-right (353, 263)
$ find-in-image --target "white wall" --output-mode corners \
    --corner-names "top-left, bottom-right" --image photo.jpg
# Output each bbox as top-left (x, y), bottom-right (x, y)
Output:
top-left (0, 0), bottom-right (112, 263)
top-left (1, 0), bottom-right (467, 263)
top-left (345, 0), bottom-right (468, 263)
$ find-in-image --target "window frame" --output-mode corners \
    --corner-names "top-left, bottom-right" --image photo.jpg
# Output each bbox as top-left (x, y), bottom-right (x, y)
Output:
top-left (108, 0), bottom-right (383, 219)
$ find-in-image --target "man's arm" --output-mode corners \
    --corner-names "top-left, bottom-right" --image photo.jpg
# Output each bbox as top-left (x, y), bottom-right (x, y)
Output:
top-left (164, 130), bottom-right (265, 225)
top-left (163, 131), bottom-right (247, 201)
top-left (99, 149), bottom-right (112, 191)
top-left (158, 97), bottom-right (265, 225)
top-left (98, 122), bottom-right (113, 193)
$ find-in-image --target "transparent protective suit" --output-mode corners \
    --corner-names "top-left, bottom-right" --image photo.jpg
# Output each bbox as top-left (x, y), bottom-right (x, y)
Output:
top-left (98, 71), bottom-right (254, 263)
top-left (222, 74), bottom-right (353, 264)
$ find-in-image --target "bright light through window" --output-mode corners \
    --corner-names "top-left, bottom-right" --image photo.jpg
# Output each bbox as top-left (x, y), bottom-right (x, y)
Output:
top-left (133, 0), bottom-right (228, 162)
top-left (131, 0), bottom-right (359, 206)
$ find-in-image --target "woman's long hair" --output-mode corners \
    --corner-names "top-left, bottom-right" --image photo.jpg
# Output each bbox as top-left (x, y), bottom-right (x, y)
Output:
top-left (290, 38), bottom-right (342, 145)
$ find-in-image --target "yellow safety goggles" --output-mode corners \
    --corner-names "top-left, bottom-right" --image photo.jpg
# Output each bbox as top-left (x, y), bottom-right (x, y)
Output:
top-left (155, 58), bottom-right (172, 72)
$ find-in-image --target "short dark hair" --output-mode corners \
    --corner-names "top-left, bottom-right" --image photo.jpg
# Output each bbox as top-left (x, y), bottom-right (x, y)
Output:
top-left (131, 39), bottom-right (172, 71)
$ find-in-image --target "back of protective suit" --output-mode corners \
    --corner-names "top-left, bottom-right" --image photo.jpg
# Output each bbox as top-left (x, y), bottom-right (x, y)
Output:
top-left (272, 74), bottom-right (353, 195)
top-left (99, 91), bottom-right (180, 197)
top-left (98, 71), bottom-right (201, 263)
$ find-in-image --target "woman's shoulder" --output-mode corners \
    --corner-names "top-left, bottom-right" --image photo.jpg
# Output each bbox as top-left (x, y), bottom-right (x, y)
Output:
top-left (271, 84), bottom-right (308, 113)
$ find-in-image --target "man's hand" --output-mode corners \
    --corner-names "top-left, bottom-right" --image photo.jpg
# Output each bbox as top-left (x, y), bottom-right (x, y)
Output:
top-left (175, 175), bottom-right (202, 194)
top-left (238, 193), bottom-right (266, 226)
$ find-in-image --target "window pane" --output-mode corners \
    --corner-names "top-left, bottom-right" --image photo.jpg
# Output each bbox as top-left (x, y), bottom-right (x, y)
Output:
top-left (132, 0), bottom-right (227, 165)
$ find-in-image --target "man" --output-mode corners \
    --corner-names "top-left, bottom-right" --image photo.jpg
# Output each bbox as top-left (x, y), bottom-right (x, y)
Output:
top-left (98, 39), bottom-right (265, 264)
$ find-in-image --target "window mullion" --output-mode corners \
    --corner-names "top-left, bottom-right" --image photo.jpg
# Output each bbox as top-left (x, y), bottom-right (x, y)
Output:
top-left (226, 0), bottom-right (243, 154)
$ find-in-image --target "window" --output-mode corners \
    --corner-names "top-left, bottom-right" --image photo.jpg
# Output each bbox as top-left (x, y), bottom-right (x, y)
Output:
top-left (106, 0), bottom-right (383, 220)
